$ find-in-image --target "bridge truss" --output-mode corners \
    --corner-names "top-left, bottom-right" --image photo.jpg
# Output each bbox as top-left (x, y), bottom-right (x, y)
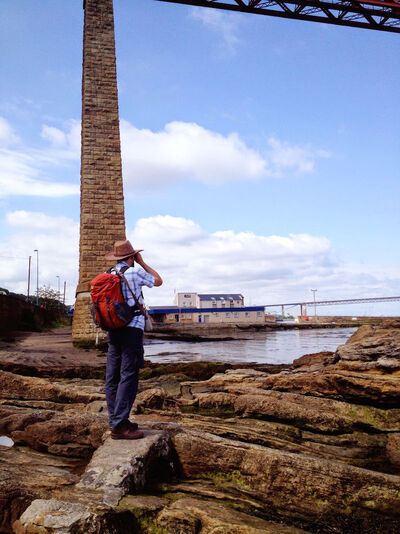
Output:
top-left (263, 296), bottom-right (400, 316)
top-left (157, 0), bottom-right (400, 33)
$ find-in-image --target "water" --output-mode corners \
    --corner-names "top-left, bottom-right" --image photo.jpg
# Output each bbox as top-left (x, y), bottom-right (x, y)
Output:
top-left (144, 327), bottom-right (356, 365)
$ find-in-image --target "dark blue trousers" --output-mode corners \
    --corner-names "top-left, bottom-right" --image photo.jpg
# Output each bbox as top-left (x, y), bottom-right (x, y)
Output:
top-left (106, 326), bottom-right (144, 429)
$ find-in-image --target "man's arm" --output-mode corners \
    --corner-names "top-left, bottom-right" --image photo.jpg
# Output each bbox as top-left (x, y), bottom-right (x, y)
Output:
top-left (134, 252), bottom-right (163, 287)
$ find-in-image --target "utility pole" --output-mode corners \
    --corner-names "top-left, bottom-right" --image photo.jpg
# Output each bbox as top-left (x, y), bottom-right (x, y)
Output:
top-left (56, 275), bottom-right (61, 308)
top-left (63, 281), bottom-right (66, 306)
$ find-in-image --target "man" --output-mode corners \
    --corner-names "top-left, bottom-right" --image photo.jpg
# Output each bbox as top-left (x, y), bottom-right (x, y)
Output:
top-left (104, 239), bottom-right (162, 440)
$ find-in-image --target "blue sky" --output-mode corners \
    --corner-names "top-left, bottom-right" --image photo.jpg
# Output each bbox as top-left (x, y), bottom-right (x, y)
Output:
top-left (0, 0), bottom-right (399, 315)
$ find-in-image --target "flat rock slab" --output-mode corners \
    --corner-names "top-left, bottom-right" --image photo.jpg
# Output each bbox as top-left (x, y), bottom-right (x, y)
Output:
top-left (77, 429), bottom-right (172, 505)
top-left (13, 498), bottom-right (137, 534)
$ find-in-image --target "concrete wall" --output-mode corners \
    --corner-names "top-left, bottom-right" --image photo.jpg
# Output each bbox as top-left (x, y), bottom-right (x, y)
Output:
top-left (0, 295), bottom-right (51, 335)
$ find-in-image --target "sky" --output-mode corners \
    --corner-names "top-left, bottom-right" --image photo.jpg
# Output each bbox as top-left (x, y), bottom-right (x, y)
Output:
top-left (0, 0), bottom-right (399, 316)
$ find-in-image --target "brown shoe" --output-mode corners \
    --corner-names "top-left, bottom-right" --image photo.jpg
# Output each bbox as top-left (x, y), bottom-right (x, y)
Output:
top-left (128, 420), bottom-right (138, 431)
top-left (111, 426), bottom-right (144, 440)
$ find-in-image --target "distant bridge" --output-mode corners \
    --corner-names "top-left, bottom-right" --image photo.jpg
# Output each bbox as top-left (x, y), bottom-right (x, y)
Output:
top-left (263, 295), bottom-right (400, 316)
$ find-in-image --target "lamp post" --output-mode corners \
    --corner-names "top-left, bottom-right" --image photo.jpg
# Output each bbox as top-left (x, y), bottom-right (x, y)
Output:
top-left (34, 249), bottom-right (39, 305)
top-left (311, 289), bottom-right (317, 318)
top-left (27, 255), bottom-right (31, 300)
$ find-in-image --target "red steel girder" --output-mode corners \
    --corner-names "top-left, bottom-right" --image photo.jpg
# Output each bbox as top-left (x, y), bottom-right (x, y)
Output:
top-left (156, 0), bottom-right (400, 33)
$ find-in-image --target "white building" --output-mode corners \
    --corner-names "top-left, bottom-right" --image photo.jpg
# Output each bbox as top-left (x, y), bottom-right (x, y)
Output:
top-left (174, 292), bottom-right (244, 309)
top-left (150, 292), bottom-right (264, 325)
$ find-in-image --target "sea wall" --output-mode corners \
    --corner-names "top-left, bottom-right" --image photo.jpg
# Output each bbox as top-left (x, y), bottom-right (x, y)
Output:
top-left (0, 295), bottom-right (50, 335)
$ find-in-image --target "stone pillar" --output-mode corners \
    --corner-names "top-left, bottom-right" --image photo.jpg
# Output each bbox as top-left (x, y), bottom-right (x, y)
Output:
top-left (73, 0), bottom-right (126, 342)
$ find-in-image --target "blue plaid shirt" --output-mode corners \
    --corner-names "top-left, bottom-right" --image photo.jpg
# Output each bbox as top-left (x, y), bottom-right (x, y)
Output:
top-left (115, 261), bottom-right (155, 330)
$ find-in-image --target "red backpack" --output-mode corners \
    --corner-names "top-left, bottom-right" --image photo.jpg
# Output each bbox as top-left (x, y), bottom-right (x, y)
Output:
top-left (90, 266), bottom-right (143, 331)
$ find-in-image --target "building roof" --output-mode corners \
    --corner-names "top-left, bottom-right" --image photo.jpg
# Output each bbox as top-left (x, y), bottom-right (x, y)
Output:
top-left (198, 294), bottom-right (243, 301)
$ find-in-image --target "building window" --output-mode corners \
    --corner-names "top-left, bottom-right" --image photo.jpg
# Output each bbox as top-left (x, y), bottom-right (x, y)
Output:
top-left (257, 311), bottom-right (262, 317)
top-left (245, 312), bottom-right (249, 317)
top-left (221, 303), bottom-right (225, 307)
top-left (186, 314), bottom-right (192, 319)
top-left (234, 312), bottom-right (238, 317)
top-left (226, 312), bottom-right (230, 317)
top-left (168, 314), bottom-right (174, 319)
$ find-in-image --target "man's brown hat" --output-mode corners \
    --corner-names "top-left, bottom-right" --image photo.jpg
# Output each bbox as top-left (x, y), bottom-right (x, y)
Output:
top-left (105, 239), bottom-right (143, 261)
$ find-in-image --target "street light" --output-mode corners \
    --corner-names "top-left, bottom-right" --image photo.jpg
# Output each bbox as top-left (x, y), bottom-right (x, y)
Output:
top-left (311, 289), bottom-right (317, 317)
top-left (27, 255), bottom-right (31, 300)
top-left (34, 249), bottom-right (39, 305)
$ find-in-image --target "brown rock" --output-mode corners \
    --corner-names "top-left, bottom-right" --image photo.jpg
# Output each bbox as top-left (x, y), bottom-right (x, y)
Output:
top-left (387, 434), bottom-right (400, 470)
top-left (233, 389), bottom-right (400, 432)
top-left (234, 392), bottom-right (355, 433)
top-left (262, 368), bottom-right (400, 407)
top-left (0, 370), bottom-right (103, 404)
top-left (157, 497), bottom-right (310, 533)
top-left (11, 411), bottom-right (108, 458)
top-left (171, 427), bottom-right (400, 532)
top-left (197, 392), bottom-right (237, 411)
top-left (291, 351), bottom-right (337, 370)
top-left (135, 387), bottom-right (167, 409)
top-left (180, 370), bottom-right (273, 398)
top-left (336, 322), bottom-right (400, 362)
top-left (0, 405), bottom-right (108, 458)
top-left (13, 498), bottom-right (137, 534)
top-left (0, 446), bottom-right (80, 533)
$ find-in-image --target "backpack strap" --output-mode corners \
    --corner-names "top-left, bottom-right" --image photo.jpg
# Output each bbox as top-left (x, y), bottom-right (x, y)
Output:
top-left (116, 268), bottom-right (146, 317)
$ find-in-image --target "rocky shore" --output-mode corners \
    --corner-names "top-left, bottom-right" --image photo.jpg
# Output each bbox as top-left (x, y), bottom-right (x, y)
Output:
top-left (1, 322), bottom-right (400, 533)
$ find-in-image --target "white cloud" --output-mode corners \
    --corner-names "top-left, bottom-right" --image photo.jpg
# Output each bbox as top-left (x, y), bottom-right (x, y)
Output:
top-left (0, 116), bottom-right (328, 198)
top-left (41, 125), bottom-right (67, 146)
top-left (0, 117), bottom-right (19, 147)
top-left (1, 212), bottom-right (399, 311)
top-left (0, 117), bottom-right (79, 198)
top-left (40, 120), bottom-right (80, 158)
top-left (267, 137), bottom-right (330, 176)
top-left (120, 120), bottom-right (328, 193)
top-left (120, 120), bottom-right (266, 190)
top-left (189, 7), bottom-right (241, 53)
top-left (129, 215), bottom-right (400, 309)
top-left (0, 210), bottom-right (79, 303)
